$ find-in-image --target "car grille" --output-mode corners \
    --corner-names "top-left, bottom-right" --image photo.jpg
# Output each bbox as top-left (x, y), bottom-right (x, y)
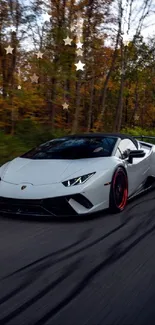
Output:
top-left (0, 196), bottom-right (77, 217)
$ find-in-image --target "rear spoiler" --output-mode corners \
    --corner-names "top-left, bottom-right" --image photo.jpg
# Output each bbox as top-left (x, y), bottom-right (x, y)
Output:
top-left (133, 136), bottom-right (155, 140)
top-left (132, 135), bottom-right (155, 145)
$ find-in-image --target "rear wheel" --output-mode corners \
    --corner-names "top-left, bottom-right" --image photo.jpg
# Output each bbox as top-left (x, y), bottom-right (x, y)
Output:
top-left (110, 167), bottom-right (128, 213)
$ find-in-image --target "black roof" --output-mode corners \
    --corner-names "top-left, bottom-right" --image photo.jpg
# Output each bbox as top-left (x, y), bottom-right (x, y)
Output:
top-left (64, 133), bottom-right (138, 148)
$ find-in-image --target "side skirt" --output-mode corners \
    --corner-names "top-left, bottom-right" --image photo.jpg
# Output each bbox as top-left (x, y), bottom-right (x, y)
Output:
top-left (128, 176), bottom-right (155, 200)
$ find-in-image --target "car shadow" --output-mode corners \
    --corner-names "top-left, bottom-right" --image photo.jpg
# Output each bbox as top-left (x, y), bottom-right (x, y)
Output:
top-left (0, 208), bottom-right (110, 224)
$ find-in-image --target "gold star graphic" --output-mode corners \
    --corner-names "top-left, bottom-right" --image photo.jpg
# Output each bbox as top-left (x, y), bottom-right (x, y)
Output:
top-left (75, 60), bottom-right (85, 71)
top-left (5, 45), bottom-right (14, 54)
top-left (76, 41), bottom-right (83, 49)
top-left (124, 40), bottom-right (130, 46)
top-left (62, 102), bottom-right (69, 110)
top-left (63, 36), bottom-right (73, 45)
top-left (43, 12), bottom-right (51, 22)
top-left (30, 73), bottom-right (39, 83)
top-left (76, 48), bottom-right (83, 56)
top-left (36, 51), bottom-right (44, 59)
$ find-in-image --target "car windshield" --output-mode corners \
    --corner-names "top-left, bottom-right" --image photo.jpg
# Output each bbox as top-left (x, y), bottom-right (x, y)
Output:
top-left (21, 136), bottom-right (117, 160)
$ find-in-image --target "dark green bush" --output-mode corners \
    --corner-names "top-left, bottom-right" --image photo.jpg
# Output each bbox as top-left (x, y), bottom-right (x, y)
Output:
top-left (15, 120), bottom-right (66, 147)
top-left (121, 127), bottom-right (155, 144)
top-left (0, 121), bottom-right (67, 165)
top-left (0, 132), bottom-right (29, 165)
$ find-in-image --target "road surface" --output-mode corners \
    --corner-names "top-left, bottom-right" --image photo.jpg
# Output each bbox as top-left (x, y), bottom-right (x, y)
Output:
top-left (0, 189), bottom-right (155, 325)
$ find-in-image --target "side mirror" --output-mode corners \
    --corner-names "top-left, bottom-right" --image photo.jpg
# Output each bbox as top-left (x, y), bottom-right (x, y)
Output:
top-left (128, 150), bottom-right (145, 163)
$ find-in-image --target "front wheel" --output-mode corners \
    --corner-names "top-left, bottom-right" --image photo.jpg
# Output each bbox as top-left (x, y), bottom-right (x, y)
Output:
top-left (110, 167), bottom-right (128, 213)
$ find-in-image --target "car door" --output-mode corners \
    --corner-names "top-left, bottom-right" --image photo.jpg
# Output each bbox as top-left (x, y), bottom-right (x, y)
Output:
top-left (117, 139), bottom-right (150, 195)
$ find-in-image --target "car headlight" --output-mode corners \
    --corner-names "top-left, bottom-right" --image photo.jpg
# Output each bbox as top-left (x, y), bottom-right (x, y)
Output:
top-left (62, 172), bottom-right (96, 187)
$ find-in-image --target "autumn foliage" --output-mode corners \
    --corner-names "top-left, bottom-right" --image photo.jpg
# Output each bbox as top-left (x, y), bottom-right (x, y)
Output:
top-left (0, 0), bottom-right (155, 141)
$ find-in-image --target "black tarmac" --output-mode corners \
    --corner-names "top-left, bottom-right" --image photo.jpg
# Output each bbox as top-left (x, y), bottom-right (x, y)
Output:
top-left (0, 189), bottom-right (155, 324)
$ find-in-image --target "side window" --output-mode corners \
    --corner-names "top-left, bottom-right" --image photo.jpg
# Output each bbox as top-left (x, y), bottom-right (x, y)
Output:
top-left (118, 139), bottom-right (137, 154)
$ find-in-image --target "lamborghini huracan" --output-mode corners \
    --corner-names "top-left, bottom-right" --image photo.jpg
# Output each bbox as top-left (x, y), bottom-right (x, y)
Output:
top-left (0, 133), bottom-right (155, 217)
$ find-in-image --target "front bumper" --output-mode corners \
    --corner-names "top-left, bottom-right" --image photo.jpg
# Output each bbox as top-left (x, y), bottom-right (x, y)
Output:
top-left (0, 194), bottom-right (93, 217)
top-left (0, 174), bottom-right (110, 216)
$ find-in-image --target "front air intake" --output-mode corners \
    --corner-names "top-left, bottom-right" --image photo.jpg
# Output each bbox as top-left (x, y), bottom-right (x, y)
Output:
top-left (70, 194), bottom-right (93, 209)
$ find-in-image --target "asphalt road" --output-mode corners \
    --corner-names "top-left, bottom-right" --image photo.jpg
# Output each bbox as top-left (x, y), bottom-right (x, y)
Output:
top-left (0, 189), bottom-right (155, 325)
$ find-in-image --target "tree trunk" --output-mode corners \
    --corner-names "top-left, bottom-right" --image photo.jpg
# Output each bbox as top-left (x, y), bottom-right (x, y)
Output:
top-left (87, 73), bottom-right (95, 132)
top-left (113, 37), bottom-right (126, 132)
top-left (100, 30), bottom-right (120, 117)
top-left (113, 69), bottom-right (124, 132)
top-left (95, 9), bottom-right (122, 131)
top-left (50, 76), bottom-right (56, 130)
top-left (71, 79), bottom-right (81, 134)
top-left (130, 74), bottom-right (139, 126)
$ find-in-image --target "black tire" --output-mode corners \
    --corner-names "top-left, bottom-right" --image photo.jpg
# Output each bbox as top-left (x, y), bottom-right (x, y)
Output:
top-left (110, 167), bottom-right (128, 213)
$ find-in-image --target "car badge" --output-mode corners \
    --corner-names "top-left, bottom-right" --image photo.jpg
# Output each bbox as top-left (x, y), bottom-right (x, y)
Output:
top-left (21, 185), bottom-right (27, 190)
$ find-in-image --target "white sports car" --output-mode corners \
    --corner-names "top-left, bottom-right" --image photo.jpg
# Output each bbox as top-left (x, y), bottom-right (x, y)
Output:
top-left (0, 133), bottom-right (155, 217)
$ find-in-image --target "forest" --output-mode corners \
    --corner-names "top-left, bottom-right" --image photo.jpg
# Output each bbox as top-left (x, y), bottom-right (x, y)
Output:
top-left (0, 0), bottom-right (155, 163)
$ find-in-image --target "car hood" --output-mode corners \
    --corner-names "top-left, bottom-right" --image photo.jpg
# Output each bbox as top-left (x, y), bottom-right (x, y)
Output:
top-left (0, 157), bottom-right (114, 186)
